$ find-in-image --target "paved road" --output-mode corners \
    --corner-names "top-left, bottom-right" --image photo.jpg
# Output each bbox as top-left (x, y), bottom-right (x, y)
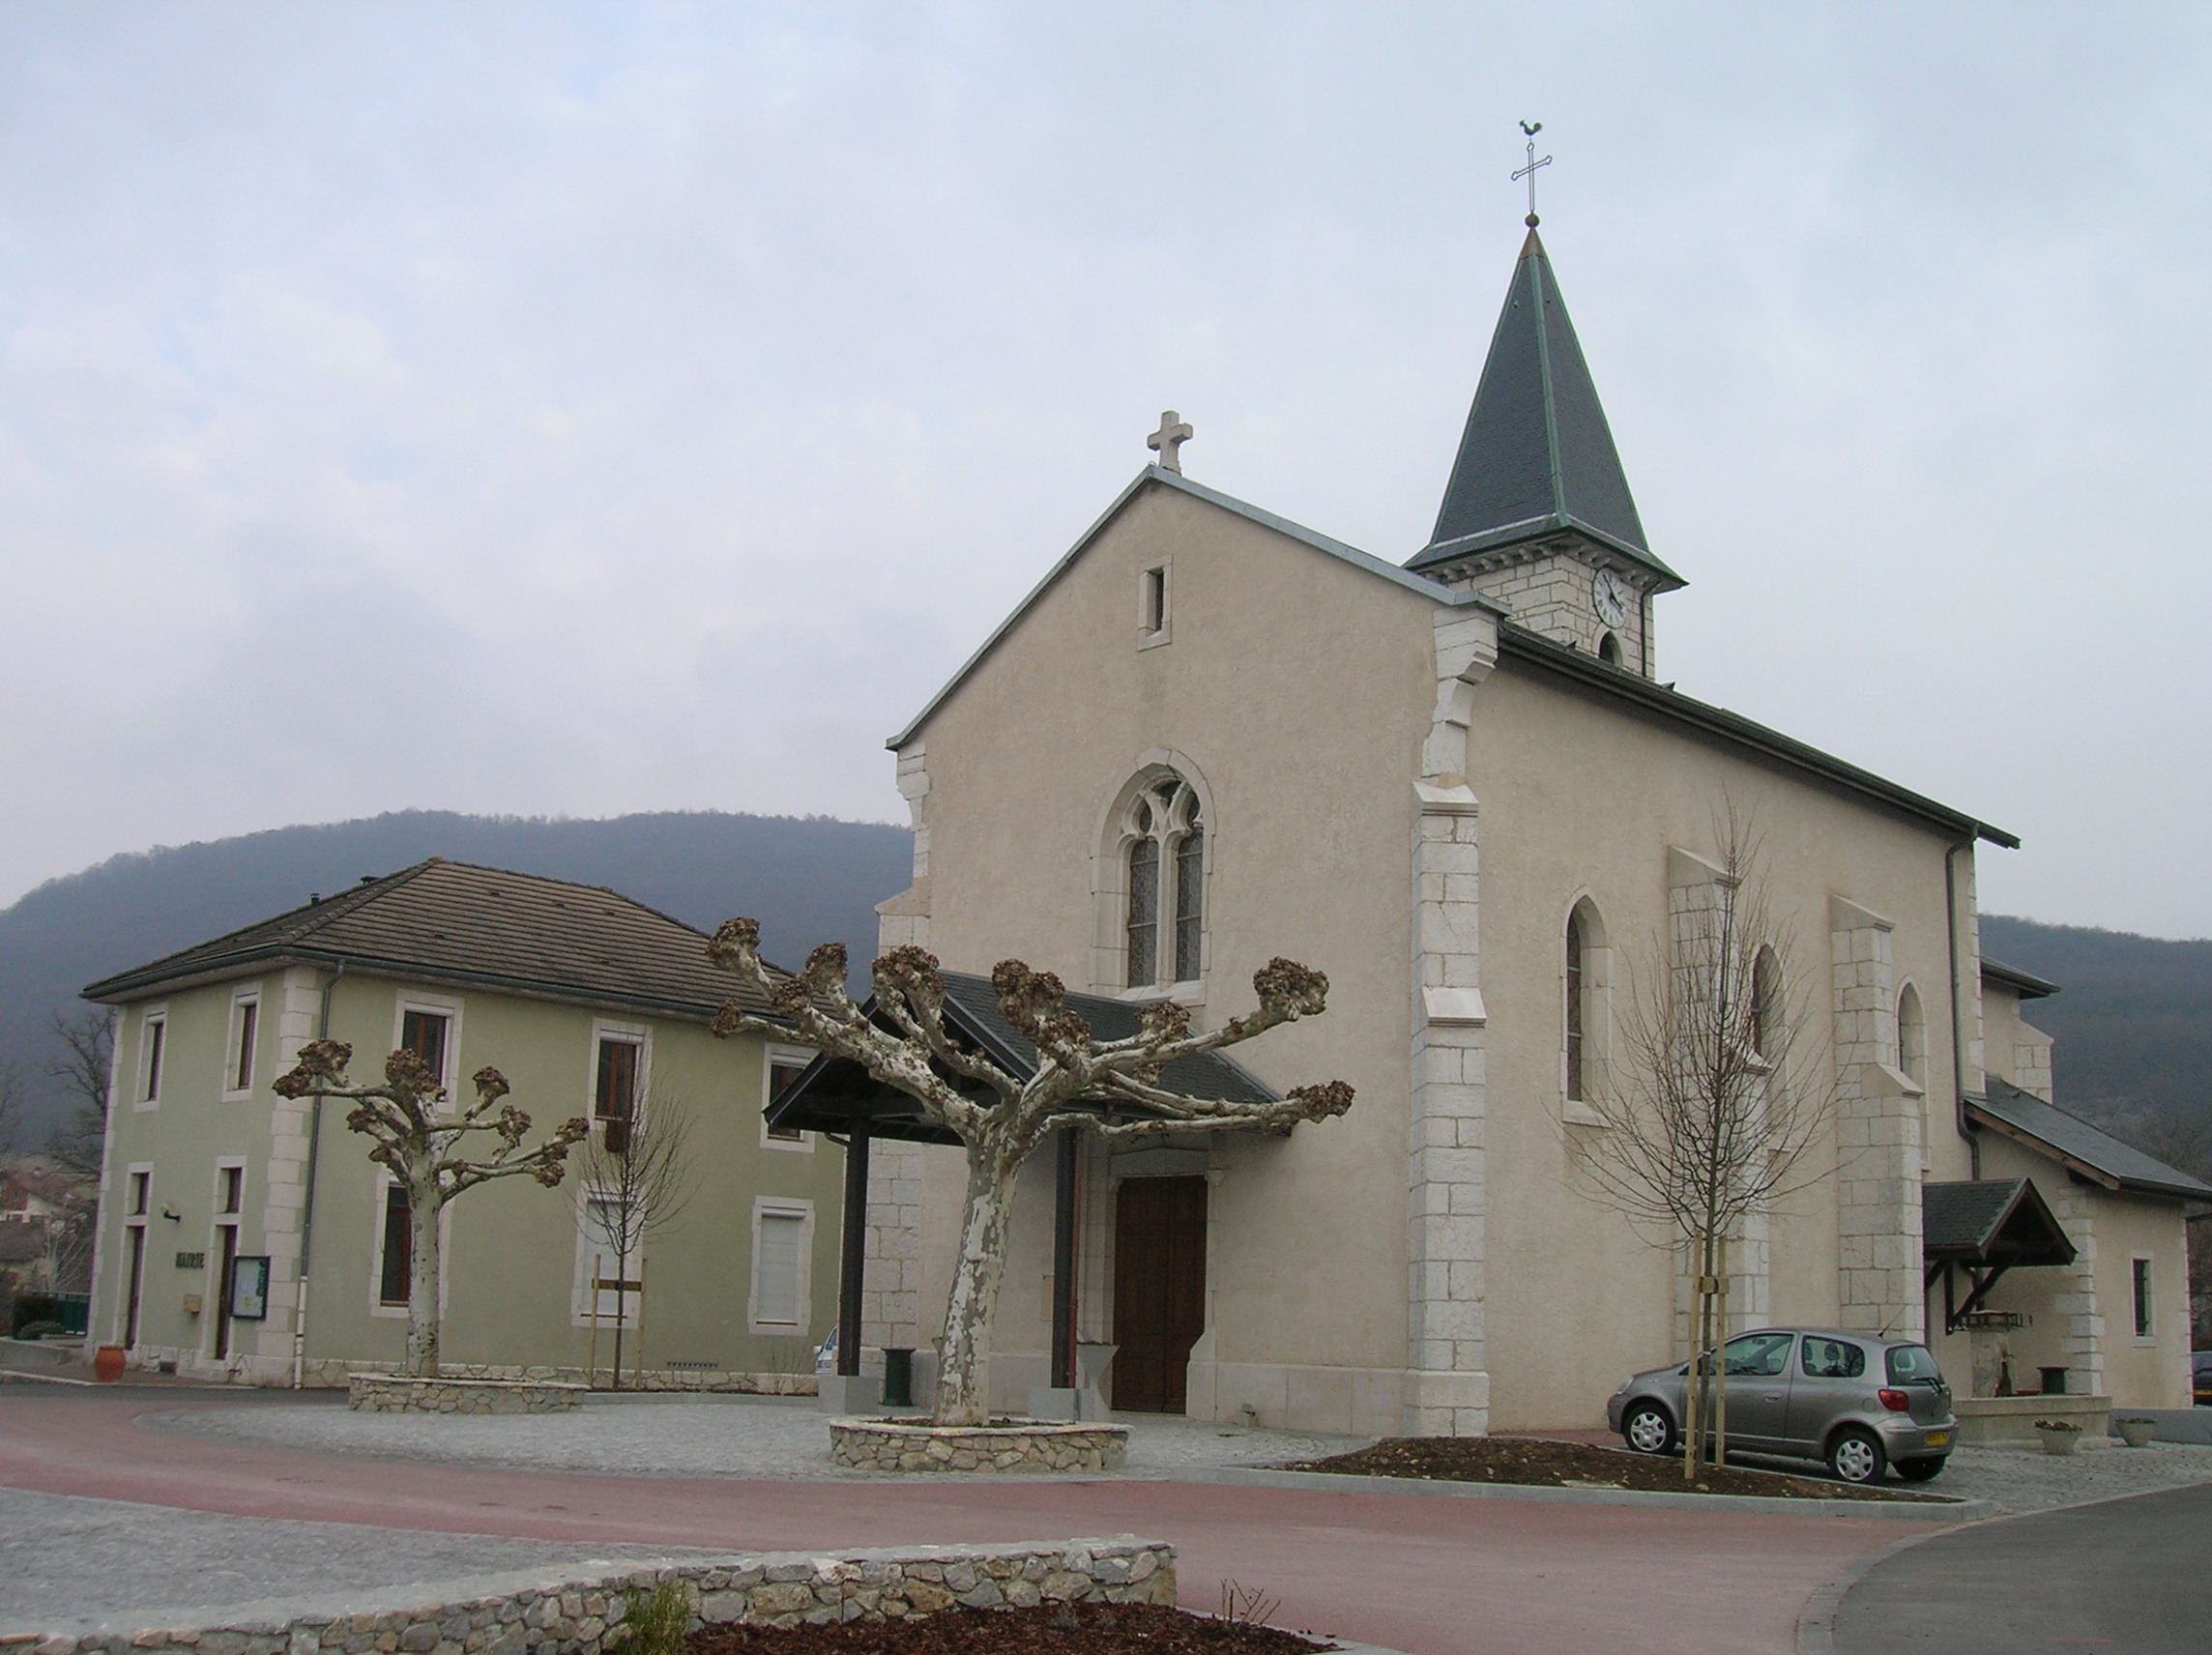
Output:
top-left (0, 1388), bottom-right (1927, 1655)
top-left (1830, 1481), bottom-right (2212, 1654)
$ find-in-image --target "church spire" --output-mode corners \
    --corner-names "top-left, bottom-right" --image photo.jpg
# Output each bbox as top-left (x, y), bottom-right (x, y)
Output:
top-left (1407, 226), bottom-right (1679, 590)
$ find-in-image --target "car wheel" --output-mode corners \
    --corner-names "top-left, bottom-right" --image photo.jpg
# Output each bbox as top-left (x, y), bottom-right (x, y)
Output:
top-left (1892, 1457), bottom-right (1945, 1483)
top-left (1622, 1402), bottom-right (1676, 1456)
top-left (1827, 1427), bottom-right (1887, 1485)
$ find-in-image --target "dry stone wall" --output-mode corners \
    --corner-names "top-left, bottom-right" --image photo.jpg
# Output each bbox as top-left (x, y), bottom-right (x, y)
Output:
top-left (9, 1539), bottom-right (1176, 1654)
top-left (346, 1376), bottom-right (585, 1414)
top-left (828, 1420), bottom-right (1128, 1472)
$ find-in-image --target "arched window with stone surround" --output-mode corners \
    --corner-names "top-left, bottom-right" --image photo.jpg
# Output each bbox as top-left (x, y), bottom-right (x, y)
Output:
top-left (1751, 946), bottom-right (1783, 1067)
top-left (1897, 981), bottom-right (1926, 1087)
top-left (1563, 898), bottom-right (1608, 1109)
top-left (1120, 773), bottom-right (1205, 990)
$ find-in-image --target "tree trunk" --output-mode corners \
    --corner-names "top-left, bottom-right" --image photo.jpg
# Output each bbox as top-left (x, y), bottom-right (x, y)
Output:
top-left (406, 1166), bottom-right (442, 1378)
top-left (933, 1146), bottom-right (1019, 1427)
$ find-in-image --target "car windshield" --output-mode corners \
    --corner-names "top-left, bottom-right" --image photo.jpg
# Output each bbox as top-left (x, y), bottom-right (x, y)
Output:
top-left (1886, 1344), bottom-right (1944, 1385)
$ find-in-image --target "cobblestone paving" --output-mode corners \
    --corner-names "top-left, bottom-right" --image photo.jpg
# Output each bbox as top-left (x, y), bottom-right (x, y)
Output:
top-left (0, 1486), bottom-right (711, 1626)
top-left (153, 1394), bottom-right (1369, 1480)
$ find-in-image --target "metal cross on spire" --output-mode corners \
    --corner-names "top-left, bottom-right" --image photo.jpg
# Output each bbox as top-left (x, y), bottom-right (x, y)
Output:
top-left (1513, 120), bottom-right (1552, 227)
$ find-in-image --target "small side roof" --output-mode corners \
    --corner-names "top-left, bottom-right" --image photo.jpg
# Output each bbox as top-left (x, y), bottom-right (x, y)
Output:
top-left (767, 970), bottom-right (1279, 1145)
top-left (80, 859), bottom-right (785, 1026)
top-left (1982, 956), bottom-right (2060, 1001)
top-left (1922, 1177), bottom-right (2077, 1266)
top-left (886, 465), bottom-right (1501, 751)
top-left (1971, 1079), bottom-right (2212, 1202)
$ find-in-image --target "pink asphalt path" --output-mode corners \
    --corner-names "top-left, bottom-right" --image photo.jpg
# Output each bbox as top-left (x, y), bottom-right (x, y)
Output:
top-left (0, 1392), bottom-right (1931, 1654)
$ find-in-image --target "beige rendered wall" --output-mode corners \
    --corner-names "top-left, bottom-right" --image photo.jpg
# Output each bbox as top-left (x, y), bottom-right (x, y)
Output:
top-left (1463, 661), bottom-right (1969, 1429)
top-left (90, 970), bottom-right (843, 1383)
top-left (895, 483), bottom-right (1440, 1422)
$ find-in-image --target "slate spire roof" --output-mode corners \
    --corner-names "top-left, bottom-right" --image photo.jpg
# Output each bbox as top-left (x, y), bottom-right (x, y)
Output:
top-left (1408, 228), bottom-right (1681, 587)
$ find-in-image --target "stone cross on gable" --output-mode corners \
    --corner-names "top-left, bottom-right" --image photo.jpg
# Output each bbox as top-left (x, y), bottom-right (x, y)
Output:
top-left (1148, 410), bottom-right (1194, 474)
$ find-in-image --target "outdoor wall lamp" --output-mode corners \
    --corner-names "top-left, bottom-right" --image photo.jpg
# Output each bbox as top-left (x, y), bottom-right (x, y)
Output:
top-left (160, 1204), bottom-right (182, 1221)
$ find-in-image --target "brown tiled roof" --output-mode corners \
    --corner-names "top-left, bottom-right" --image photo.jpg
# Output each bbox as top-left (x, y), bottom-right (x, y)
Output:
top-left (81, 859), bottom-right (784, 1026)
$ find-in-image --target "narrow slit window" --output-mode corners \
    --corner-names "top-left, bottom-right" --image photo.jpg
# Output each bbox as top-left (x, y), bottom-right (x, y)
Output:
top-left (1564, 912), bottom-right (1586, 1103)
top-left (379, 1183), bottom-right (412, 1306)
top-left (143, 1017), bottom-right (166, 1103)
top-left (1144, 566), bottom-right (1167, 634)
top-left (1174, 811), bottom-right (1205, 982)
top-left (218, 1166), bottom-right (243, 1215)
top-left (1126, 837), bottom-right (1159, 988)
top-left (2134, 1259), bottom-right (2154, 1338)
top-left (232, 1000), bottom-right (259, 1092)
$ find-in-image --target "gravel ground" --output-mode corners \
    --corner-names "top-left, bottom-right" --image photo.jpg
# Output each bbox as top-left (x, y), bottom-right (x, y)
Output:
top-left (0, 1486), bottom-right (712, 1627)
top-left (151, 1395), bottom-right (1370, 1480)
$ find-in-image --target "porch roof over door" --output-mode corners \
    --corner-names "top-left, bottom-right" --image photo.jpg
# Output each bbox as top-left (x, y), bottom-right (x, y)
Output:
top-left (1922, 1177), bottom-right (2077, 1269)
top-left (763, 971), bottom-right (1282, 1147)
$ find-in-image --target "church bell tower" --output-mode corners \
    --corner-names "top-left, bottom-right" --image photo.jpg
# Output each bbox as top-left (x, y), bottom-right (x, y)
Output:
top-left (1404, 226), bottom-right (1683, 677)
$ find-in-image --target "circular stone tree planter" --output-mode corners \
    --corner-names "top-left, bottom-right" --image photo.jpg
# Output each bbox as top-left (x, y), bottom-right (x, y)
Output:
top-left (348, 1373), bottom-right (587, 1414)
top-left (830, 1417), bottom-right (1130, 1473)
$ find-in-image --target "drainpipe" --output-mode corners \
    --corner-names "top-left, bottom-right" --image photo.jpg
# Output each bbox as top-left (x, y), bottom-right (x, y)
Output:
top-left (290, 960), bottom-right (344, 1389)
top-left (1944, 843), bottom-right (1980, 1180)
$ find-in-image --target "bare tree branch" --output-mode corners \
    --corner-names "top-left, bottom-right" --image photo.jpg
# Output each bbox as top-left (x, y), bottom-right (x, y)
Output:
top-left (273, 1039), bottom-right (588, 1376)
top-left (705, 917), bottom-right (1353, 1426)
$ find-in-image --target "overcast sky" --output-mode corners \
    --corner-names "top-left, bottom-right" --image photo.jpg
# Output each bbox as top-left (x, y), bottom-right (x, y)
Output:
top-left (2, 4), bottom-right (2206, 936)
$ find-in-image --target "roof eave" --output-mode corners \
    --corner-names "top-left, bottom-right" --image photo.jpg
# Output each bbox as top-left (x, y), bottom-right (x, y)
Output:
top-left (1408, 513), bottom-right (1686, 590)
top-left (886, 467), bottom-right (1499, 751)
top-left (1496, 624), bottom-right (2019, 849)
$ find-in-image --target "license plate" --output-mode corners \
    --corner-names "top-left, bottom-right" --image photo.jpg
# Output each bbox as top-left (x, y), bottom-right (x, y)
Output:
top-left (1924, 1430), bottom-right (1950, 1447)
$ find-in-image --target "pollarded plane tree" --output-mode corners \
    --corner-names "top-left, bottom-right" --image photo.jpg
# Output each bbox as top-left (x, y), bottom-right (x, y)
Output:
top-left (1579, 810), bottom-right (1835, 1481)
top-left (273, 1041), bottom-right (588, 1378)
top-left (704, 920), bottom-right (1355, 1428)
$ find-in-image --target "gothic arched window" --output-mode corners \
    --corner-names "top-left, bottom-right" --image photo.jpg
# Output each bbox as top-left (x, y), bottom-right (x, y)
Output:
top-left (1897, 982), bottom-right (1926, 1087)
top-left (1122, 775), bottom-right (1205, 988)
top-left (1565, 909), bottom-right (1586, 1103)
top-left (1752, 946), bottom-right (1783, 1065)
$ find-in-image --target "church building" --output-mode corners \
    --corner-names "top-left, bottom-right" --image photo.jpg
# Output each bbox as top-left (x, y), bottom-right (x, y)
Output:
top-left (841, 223), bottom-right (2204, 1437)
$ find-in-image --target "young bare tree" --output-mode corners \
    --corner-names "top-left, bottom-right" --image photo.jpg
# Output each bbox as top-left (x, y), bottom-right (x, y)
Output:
top-left (273, 1041), bottom-right (588, 1377)
top-left (571, 1101), bottom-right (696, 1388)
top-left (1579, 817), bottom-right (1834, 1481)
top-left (705, 921), bottom-right (1354, 1427)
top-left (44, 1008), bottom-right (115, 1177)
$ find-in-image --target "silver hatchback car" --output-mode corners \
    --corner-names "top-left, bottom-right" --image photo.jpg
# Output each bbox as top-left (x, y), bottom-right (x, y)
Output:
top-left (1606, 1327), bottom-right (1957, 1484)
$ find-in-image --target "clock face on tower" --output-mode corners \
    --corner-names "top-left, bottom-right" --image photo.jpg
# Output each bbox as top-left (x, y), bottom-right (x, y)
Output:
top-left (1593, 569), bottom-right (1629, 628)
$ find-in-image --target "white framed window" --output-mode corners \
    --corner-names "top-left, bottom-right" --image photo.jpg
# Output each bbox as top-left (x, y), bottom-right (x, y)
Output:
top-left (761, 1045), bottom-right (815, 1150)
top-left (207, 1158), bottom-right (247, 1360)
top-left (588, 1019), bottom-right (652, 1147)
top-left (118, 1162), bottom-right (155, 1349)
top-left (368, 1169), bottom-right (448, 1318)
top-left (134, 1006), bottom-right (169, 1111)
top-left (221, 986), bottom-right (263, 1101)
top-left (571, 1186), bottom-right (643, 1329)
top-left (1138, 559), bottom-right (1171, 650)
top-left (391, 994), bottom-right (462, 1102)
top-left (2133, 1257), bottom-right (2155, 1342)
top-left (748, 1198), bottom-right (814, 1336)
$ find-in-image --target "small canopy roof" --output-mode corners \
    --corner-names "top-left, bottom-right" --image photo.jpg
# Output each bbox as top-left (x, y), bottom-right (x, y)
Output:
top-left (765, 972), bottom-right (1281, 1146)
top-left (1923, 1177), bottom-right (2077, 1269)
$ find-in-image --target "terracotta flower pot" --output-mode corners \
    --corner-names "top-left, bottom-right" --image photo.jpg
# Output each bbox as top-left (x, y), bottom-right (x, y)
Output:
top-left (93, 1345), bottom-right (127, 1384)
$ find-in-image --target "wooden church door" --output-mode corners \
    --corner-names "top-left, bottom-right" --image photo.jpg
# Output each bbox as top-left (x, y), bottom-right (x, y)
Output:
top-left (1112, 1176), bottom-right (1208, 1412)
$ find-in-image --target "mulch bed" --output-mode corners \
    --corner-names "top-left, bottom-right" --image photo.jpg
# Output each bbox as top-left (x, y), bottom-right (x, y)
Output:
top-left (1284, 1435), bottom-right (1946, 1501)
top-left (688, 1604), bottom-right (1329, 1653)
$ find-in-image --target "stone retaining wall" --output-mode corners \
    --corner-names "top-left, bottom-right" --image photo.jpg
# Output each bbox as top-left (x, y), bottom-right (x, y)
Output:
top-left (347, 1376), bottom-right (586, 1414)
top-left (6, 1538), bottom-right (1176, 1654)
top-left (828, 1419), bottom-right (1128, 1473)
top-left (121, 1348), bottom-right (818, 1395)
